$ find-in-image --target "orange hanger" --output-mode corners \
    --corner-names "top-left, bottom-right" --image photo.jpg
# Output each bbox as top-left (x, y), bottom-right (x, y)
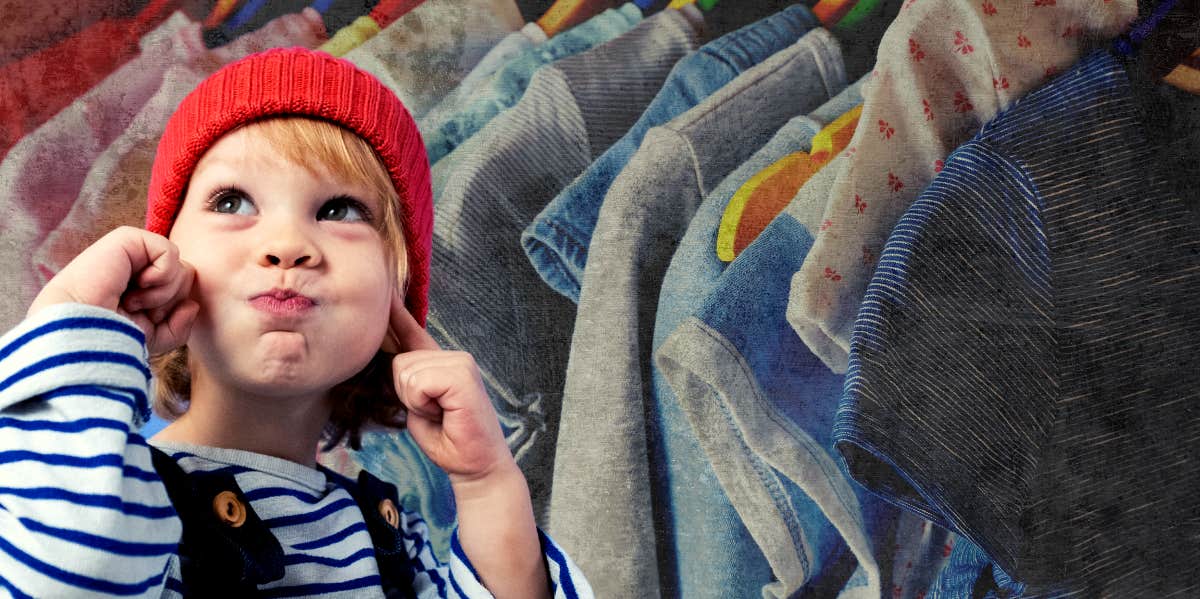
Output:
top-left (716, 105), bottom-right (862, 262)
top-left (812, 0), bottom-right (858, 27)
top-left (203, 0), bottom-right (242, 28)
top-left (536, 0), bottom-right (621, 38)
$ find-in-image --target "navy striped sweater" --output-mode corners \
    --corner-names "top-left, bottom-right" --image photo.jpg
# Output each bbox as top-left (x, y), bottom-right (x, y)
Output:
top-left (0, 303), bottom-right (591, 598)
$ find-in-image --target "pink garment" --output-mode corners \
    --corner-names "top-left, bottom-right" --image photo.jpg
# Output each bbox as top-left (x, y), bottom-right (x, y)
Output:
top-left (0, 0), bottom-right (184, 161)
top-left (0, 0), bottom-right (129, 65)
top-left (0, 12), bottom-right (202, 333)
top-left (788, 0), bottom-right (1137, 373)
top-left (30, 9), bottom-right (328, 299)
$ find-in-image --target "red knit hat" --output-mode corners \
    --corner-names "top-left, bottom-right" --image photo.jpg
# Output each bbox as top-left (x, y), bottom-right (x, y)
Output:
top-left (146, 47), bottom-right (433, 326)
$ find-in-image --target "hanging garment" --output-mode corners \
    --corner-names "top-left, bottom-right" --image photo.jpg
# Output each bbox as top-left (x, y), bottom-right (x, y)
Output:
top-left (656, 155), bottom-right (877, 599)
top-left (648, 79), bottom-right (865, 599)
top-left (926, 539), bottom-right (1023, 599)
top-left (877, 513), bottom-right (956, 599)
top-left (0, 0), bottom-right (184, 161)
top-left (30, 9), bottom-right (329, 294)
top-left (548, 28), bottom-right (846, 599)
top-left (521, 5), bottom-right (821, 303)
top-left (419, 22), bottom-right (549, 135)
top-left (0, 12), bottom-right (200, 334)
top-left (343, 0), bottom-right (524, 120)
top-left (422, 3), bottom-right (641, 164)
top-left (785, 0), bottom-right (1137, 373)
top-left (840, 49), bottom-right (1200, 596)
top-left (409, 4), bottom-right (701, 546)
top-left (0, 0), bottom-right (131, 65)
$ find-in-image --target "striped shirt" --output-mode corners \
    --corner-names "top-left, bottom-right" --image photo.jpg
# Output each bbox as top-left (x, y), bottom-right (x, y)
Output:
top-left (0, 302), bottom-right (591, 598)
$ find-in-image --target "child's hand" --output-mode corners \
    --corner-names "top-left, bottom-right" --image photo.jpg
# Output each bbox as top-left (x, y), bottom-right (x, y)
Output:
top-left (388, 298), bottom-right (549, 599)
top-left (386, 296), bottom-right (516, 486)
top-left (28, 226), bottom-right (199, 355)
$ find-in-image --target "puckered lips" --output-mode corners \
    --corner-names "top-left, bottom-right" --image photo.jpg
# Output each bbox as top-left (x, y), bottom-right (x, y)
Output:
top-left (249, 288), bottom-right (317, 318)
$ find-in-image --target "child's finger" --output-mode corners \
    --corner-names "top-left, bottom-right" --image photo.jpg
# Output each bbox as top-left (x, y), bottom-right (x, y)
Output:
top-left (148, 299), bottom-right (199, 355)
top-left (133, 241), bottom-right (183, 290)
top-left (121, 261), bottom-right (194, 316)
top-left (111, 229), bottom-right (178, 287)
top-left (393, 359), bottom-right (451, 421)
top-left (387, 293), bottom-right (439, 353)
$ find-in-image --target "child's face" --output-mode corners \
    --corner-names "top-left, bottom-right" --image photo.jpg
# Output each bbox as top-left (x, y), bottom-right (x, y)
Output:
top-left (168, 126), bottom-right (394, 402)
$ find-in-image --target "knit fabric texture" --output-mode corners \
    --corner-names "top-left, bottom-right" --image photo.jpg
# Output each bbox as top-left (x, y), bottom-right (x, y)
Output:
top-left (145, 47), bottom-right (434, 325)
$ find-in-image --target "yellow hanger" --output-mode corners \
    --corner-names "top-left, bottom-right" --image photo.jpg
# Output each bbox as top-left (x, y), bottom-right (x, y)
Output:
top-left (667, 0), bottom-right (696, 8)
top-left (537, 0), bottom-right (620, 38)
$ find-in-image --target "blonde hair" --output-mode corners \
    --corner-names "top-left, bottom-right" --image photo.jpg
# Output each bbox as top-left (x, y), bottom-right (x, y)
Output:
top-left (150, 116), bottom-right (409, 450)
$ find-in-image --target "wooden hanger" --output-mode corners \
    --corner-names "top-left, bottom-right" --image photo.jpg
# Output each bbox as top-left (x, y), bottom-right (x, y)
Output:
top-left (1163, 49), bottom-right (1200, 93)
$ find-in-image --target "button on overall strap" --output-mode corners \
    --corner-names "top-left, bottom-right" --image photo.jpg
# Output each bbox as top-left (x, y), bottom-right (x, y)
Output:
top-left (149, 446), bottom-right (286, 596)
top-left (320, 465), bottom-right (419, 599)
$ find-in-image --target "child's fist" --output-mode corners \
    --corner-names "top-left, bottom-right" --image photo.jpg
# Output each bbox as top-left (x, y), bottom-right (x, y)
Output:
top-left (29, 226), bottom-right (199, 355)
top-left (386, 295), bottom-right (515, 486)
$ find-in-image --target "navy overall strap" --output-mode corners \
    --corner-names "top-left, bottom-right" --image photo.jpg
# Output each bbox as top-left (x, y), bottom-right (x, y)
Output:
top-left (149, 446), bottom-right (286, 597)
top-left (321, 465), bottom-right (418, 599)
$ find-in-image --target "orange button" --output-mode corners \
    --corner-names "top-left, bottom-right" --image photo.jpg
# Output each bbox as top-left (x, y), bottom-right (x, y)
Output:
top-left (378, 498), bottom-right (400, 528)
top-left (213, 491), bottom-right (247, 528)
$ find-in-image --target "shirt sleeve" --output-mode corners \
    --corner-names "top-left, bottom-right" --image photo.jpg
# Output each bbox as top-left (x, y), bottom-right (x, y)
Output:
top-left (401, 508), bottom-right (593, 599)
top-left (0, 303), bottom-right (180, 598)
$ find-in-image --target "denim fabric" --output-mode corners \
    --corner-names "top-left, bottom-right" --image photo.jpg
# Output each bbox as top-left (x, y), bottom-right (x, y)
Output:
top-left (656, 153), bottom-right (897, 599)
top-left (548, 28), bottom-right (846, 599)
top-left (841, 50), bottom-right (1200, 595)
top-left (418, 22), bottom-right (547, 135)
top-left (648, 78), bottom-right (864, 599)
top-left (521, 5), bottom-right (821, 303)
top-left (423, 3), bottom-right (641, 164)
top-left (420, 5), bottom-right (701, 531)
top-left (353, 432), bottom-right (457, 560)
top-left (926, 540), bottom-right (1025, 599)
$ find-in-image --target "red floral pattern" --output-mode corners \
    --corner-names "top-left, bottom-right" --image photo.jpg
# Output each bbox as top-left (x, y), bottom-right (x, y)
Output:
top-left (879, 119), bottom-right (895, 139)
top-left (953, 90), bottom-right (974, 112)
top-left (953, 30), bottom-right (975, 54)
top-left (909, 38), bottom-right (926, 62)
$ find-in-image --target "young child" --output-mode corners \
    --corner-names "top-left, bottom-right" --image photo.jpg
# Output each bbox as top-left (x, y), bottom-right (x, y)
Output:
top-left (0, 48), bottom-right (591, 598)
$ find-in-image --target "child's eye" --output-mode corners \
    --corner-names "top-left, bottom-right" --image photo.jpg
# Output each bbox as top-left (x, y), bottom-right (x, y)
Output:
top-left (318, 196), bottom-right (372, 223)
top-left (206, 188), bottom-right (257, 216)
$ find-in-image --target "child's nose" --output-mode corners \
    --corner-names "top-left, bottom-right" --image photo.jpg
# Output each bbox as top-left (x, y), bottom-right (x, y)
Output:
top-left (257, 216), bottom-right (322, 268)
top-left (264, 254), bottom-right (311, 267)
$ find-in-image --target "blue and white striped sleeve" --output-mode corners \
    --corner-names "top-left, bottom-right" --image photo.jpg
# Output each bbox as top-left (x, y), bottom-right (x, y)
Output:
top-left (401, 509), bottom-right (593, 599)
top-left (0, 303), bottom-right (180, 598)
